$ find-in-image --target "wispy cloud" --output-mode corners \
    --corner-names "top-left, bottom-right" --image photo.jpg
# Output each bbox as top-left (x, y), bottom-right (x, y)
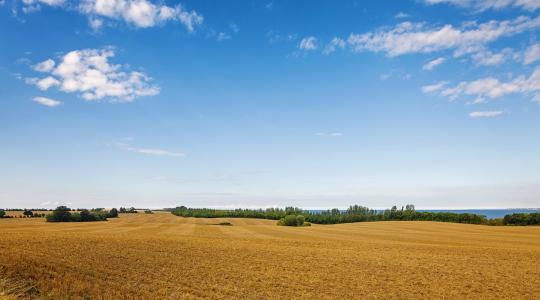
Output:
top-left (323, 37), bottom-right (346, 55)
top-left (469, 111), bottom-right (505, 118)
top-left (422, 81), bottom-right (448, 93)
top-left (424, 0), bottom-right (540, 12)
top-left (471, 48), bottom-right (515, 66)
top-left (116, 141), bottom-right (186, 157)
top-left (523, 43), bottom-right (540, 64)
top-left (423, 57), bottom-right (445, 70)
top-left (346, 15), bottom-right (540, 57)
top-left (33, 96), bottom-right (62, 107)
top-left (395, 12), bottom-right (409, 18)
top-left (316, 132), bottom-right (343, 137)
top-left (298, 36), bottom-right (318, 51)
top-left (433, 67), bottom-right (540, 103)
top-left (267, 31), bottom-right (297, 44)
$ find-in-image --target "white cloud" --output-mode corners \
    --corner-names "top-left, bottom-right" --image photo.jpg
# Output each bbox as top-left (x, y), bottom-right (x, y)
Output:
top-left (20, 0), bottom-right (203, 32)
top-left (215, 32), bottom-right (231, 41)
top-left (323, 37), bottom-right (346, 55)
top-left (523, 43), bottom-right (540, 64)
top-left (88, 17), bottom-right (103, 31)
top-left (267, 31), bottom-right (297, 44)
top-left (346, 15), bottom-right (540, 57)
top-left (471, 48), bottom-right (514, 66)
top-left (434, 67), bottom-right (540, 102)
top-left (316, 132), bottom-right (343, 137)
top-left (22, 0), bottom-right (65, 7)
top-left (33, 96), bottom-right (62, 107)
top-left (79, 0), bottom-right (203, 31)
top-left (116, 142), bottom-right (186, 157)
top-left (422, 81), bottom-right (448, 93)
top-left (25, 48), bottom-right (159, 102)
top-left (469, 111), bottom-right (504, 117)
top-left (424, 0), bottom-right (540, 11)
top-left (395, 12), bottom-right (410, 18)
top-left (32, 59), bottom-right (55, 72)
top-left (298, 36), bottom-right (318, 51)
top-left (423, 57), bottom-right (446, 70)
top-left (28, 76), bottom-right (60, 90)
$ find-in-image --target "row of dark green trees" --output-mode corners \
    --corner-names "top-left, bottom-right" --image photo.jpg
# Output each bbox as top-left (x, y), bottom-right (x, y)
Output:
top-left (45, 206), bottom-right (119, 222)
top-left (170, 205), bottom-right (540, 226)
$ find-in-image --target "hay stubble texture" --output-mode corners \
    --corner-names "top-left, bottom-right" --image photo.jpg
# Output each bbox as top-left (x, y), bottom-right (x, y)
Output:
top-left (1, 213), bottom-right (539, 299)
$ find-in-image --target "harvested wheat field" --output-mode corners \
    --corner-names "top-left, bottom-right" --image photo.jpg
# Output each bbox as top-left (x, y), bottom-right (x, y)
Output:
top-left (1, 212), bottom-right (539, 299)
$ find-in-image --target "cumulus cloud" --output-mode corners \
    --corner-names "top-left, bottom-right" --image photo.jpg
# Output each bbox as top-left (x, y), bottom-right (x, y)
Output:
top-left (20, 0), bottom-right (203, 32)
top-left (423, 57), bottom-right (446, 70)
top-left (26, 76), bottom-right (60, 90)
top-left (298, 36), bottom-right (318, 51)
top-left (424, 0), bottom-right (540, 11)
top-left (79, 0), bottom-right (203, 31)
top-left (116, 142), bottom-right (186, 157)
top-left (32, 96), bottom-right (62, 107)
top-left (523, 43), bottom-right (540, 64)
top-left (25, 48), bottom-right (159, 102)
top-left (469, 111), bottom-right (505, 117)
top-left (346, 15), bottom-right (540, 57)
top-left (32, 59), bottom-right (55, 72)
top-left (428, 67), bottom-right (540, 103)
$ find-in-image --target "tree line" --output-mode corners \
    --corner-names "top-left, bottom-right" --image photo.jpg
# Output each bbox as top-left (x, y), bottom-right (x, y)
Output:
top-left (503, 213), bottom-right (540, 226)
top-left (170, 205), bottom-right (540, 226)
top-left (45, 206), bottom-right (119, 222)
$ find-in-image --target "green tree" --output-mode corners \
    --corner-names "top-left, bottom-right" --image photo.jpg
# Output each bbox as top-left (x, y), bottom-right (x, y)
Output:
top-left (46, 206), bottom-right (73, 222)
top-left (79, 210), bottom-right (95, 222)
top-left (23, 209), bottom-right (34, 217)
top-left (0, 209), bottom-right (5, 218)
top-left (108, 208), bottom-right (119, 218)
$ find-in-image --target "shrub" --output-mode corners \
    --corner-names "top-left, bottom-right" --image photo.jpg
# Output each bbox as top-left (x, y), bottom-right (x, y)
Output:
top-left (277, 215), bottom-right (308, 226)
top-left (120, 207), bottom-right (138, 214)
top-left (144, 210), bottom-right (153, 214)
top-left (108, 208), bottom-right (119, 218)
top-left (487, 218), bottom-right (504, 226)
top-left (217, 222), bottom-right (232, 226)
top-left (23, 209), bottom-right (33, 217)
top-left (0, 209), bottom-right (5, 218)
top-left (46, 206), bottom-right (73, 222)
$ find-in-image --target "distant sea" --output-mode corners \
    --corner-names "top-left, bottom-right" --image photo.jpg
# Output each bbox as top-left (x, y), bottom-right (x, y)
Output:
top-left (418, 209), bottom-right (540, 219)
top-left (308, 209), bottom-right (540, 219)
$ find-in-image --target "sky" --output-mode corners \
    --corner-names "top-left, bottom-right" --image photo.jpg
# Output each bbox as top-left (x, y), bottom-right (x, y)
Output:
top-left (1, 0), bottom-right (540, 210)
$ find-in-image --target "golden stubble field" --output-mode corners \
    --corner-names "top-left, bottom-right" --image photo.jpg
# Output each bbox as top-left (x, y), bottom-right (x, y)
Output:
top-left (1, 212), bottom-right (539, 299)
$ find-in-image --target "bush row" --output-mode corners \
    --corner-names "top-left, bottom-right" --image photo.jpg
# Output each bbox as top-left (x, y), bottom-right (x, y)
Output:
top-left (503, 213), bottom-right (540, 226)
top-left (45, 206), bottom-right (118, 222)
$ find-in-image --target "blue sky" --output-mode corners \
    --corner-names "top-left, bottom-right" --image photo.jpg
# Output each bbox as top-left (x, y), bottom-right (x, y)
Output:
top-left (1, 0), bottom-right (540, 209)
